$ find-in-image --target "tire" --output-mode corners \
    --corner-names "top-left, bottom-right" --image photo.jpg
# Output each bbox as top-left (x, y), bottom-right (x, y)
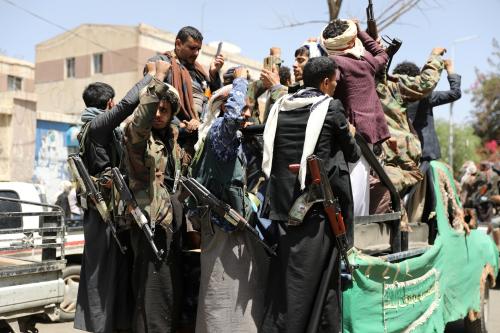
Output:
top-left (464, 279), bottom-right (491, 333)
top-left (57, 265), bottom-right (81, 322)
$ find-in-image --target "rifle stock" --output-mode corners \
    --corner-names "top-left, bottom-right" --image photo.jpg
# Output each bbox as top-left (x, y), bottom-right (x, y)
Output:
top-left (67, 154), bottom-right (127, 254)
top-left (111, 167), bottom-right (165, 261)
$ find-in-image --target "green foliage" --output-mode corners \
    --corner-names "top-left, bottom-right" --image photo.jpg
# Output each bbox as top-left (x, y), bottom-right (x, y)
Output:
top-left (469, 39), bottom-right (500, 141)
top-left (435, 120), bottom-right (482, 173)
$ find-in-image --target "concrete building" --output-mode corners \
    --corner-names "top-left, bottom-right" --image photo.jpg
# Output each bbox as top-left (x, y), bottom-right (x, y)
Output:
top-left (0, 55), bottom-right (37, 182)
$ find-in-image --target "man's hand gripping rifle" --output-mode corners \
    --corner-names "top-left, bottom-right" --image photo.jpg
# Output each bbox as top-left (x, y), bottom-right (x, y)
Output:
top-left (180, 176), bottom-right (277, 256)
top-left (111, 168), bottom-right (165, 261)
top-left (307, 156), bottom-right (356, 274)
top-left (67, 154), bottom-right (127, 254)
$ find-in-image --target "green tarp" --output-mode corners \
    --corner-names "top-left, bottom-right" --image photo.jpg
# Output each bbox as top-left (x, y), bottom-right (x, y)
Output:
top-left (343, 161), bottom-right (499, 333)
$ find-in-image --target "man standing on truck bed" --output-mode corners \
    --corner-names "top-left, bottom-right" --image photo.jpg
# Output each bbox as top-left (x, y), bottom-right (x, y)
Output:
top-left (260, 57), bottom-right (360, 333)
top-left (73, 65), bottom-right (154, 333)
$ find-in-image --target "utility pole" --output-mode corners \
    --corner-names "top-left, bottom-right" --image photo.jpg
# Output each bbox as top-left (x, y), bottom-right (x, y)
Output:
top-left (448, 35), bottom-right (478, 171)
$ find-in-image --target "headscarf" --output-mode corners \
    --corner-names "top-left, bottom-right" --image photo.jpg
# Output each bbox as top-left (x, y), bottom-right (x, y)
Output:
top-left (80, 106), bottom-right (124, 160)
top-left (194, 84), bottom-right (233, 151)
top-left (319, 20), bottom-right (365, 59)
top-left (302, 41), bottom-right (324, 59)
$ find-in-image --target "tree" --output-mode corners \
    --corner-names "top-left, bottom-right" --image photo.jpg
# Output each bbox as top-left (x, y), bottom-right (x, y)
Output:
top-left (469, 39), bottom-right (500, 142)
top-left (435, 120), bottom-right (482, 174)
top-left (272, 0), bottom-right (434, 32)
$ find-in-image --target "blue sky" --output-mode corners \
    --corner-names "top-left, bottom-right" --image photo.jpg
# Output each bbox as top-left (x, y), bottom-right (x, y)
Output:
top-left (1, 0), bottom-right (498, 124)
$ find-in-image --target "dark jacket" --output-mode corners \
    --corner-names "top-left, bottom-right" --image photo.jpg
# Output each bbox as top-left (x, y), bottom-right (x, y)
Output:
top-left (333, 31), bottom-right (390, 145)
top-left (263, 90), bottom-right (360, 226)
top-left (407, 73), bottom-right (462, 160)
top-left (82, 75), bottom-right (153, 176)
top-left (74, 75), bottom-right (152, 333)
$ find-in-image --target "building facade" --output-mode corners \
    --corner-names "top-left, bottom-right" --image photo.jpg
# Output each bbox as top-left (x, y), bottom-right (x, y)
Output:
top-left (0, 55), bottom-right (37, 182)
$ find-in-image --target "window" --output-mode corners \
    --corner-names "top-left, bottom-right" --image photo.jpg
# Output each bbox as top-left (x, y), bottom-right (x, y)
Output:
top-left (7, 75), bottom-right (22, 91)
top-left (0, 190), bottom-right (22, 229)
top-left (66, 57), bottom-right (75, 78)
top-left (93, 53), bottom-right (103, 74)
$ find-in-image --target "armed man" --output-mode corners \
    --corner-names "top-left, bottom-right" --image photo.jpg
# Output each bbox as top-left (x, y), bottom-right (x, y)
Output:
top-left (320, 18), bottom-right (389, 217)
top-left (260, 56), bottom-right (360, 333)
top-left (185, 66), bottom-right (269, 333)
top-left (148, 26), bottom-right (224, 132)
top-left (73, 64), bottom-right (154, 333)
top-left (122, 60), bottom-right (184, 333)
top-left (404, 58), bottom-right (462, 225)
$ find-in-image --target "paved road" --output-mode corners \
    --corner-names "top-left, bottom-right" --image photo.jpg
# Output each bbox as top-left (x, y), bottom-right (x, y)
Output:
top-left (34, 285), bottom-right (500, 333)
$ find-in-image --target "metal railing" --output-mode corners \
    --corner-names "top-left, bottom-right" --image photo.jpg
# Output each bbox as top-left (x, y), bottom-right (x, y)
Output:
top-left (0, 196), bottom-right (66, 275)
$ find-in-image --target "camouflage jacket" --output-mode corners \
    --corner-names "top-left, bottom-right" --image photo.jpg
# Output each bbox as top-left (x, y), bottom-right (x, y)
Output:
top-left (377, 53), bottom-right (444, 193)
top-left (124, 78), bottom-right (180, 230)
top-left (246, 80), bottom-right (288, 123)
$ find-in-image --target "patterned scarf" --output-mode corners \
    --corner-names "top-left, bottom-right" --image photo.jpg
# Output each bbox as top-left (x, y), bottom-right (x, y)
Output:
top-left (164, 51), bottom-right (209, 121)
top-left (262, 88), bottom-right (331, 189)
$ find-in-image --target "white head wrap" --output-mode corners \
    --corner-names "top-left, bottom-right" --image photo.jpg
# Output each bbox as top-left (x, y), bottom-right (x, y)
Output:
top-left (302, 41), bottom-right (323, 59)
top-left (319, 20), bottom-right (365, 59)
top-left (194, 84), bottom-right (233, 151)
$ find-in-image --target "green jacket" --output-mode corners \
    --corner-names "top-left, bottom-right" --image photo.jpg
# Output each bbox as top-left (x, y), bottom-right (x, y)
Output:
top-left (124, 78), bottom-right (180, 229)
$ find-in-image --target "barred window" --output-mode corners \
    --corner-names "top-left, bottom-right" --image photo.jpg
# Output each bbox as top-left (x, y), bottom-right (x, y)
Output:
top-left (93, 53), bottom-right (103, 74)
top-left (66, 57), bottom-right (75, 78)
top-left (7, 75), bottom-right (22, 91)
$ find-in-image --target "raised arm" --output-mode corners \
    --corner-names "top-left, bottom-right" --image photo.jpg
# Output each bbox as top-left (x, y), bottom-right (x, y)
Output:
top-left (90, 70), bottom-right (154, 138)
top-left (125, 62), bottom-right (171, 188)
top-left (429, 59), bottom-right (462, 106)
top-left (357, 30), bottom-right (388, 73)
top-left (396, 47), bottom-right (446, 101)
top-left (209, 68), bottom-right (249, 162)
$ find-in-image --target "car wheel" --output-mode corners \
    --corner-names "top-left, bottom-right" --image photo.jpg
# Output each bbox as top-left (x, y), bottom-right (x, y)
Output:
top-left (464, 278), bottom-right (491, 333)
top-left (58, 265), bottom-right (81, 321)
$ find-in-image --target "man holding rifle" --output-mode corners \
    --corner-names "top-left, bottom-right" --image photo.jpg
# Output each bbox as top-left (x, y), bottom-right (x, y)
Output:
top-left (74, 63), bottom-right (154, 333)
top-left (187, 67), bottom-right (269, 333)
top-left (123, 60), bottom-right (184, 333)
top-left (260, 56), bottom-right (360, 333)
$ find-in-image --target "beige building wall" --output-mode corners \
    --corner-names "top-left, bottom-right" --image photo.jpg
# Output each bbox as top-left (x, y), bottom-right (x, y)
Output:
top-left (0, 56), bottom-right (37, 181)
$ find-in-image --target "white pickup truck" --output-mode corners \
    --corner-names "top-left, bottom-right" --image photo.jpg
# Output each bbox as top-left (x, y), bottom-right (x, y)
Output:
top-left (0, 182), bottom-right (83, 332)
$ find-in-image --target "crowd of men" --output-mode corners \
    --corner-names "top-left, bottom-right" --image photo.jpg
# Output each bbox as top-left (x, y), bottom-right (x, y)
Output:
top-left (70, 19), bottom-right (482, 333)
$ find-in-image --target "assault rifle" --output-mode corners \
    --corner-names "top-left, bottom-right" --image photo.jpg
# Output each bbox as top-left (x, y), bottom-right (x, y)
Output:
top-left (111, 167), bottom-right (165, 261)
top-left (307, 155), bottom-right (354, 274)
top-left (67, 154), bottom-right (127, 254)
top-left (383, 35), bottom-right (403, 75)
top-left (366, 0), bottom-right (378, 40)
top-left (180, 176), bottom-right (277, 256)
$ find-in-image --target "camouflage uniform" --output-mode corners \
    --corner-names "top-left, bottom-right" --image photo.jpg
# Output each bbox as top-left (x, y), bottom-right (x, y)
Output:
top-left (377, 53), bottom-right (444, 194)
top-left (124, 77), bottom-right (182, 333)
top-left (125, 78), bottom-right (180, 230)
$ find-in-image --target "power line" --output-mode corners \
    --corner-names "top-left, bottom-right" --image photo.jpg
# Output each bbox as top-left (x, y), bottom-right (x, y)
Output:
top-left (1, 0), bottom-right (143, 67)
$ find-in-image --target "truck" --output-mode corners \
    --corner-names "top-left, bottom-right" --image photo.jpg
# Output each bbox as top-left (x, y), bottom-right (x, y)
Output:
top-left (341, 137), bottom-right (498, 333)
top-left (0, 189), bottom-right (66, 332)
